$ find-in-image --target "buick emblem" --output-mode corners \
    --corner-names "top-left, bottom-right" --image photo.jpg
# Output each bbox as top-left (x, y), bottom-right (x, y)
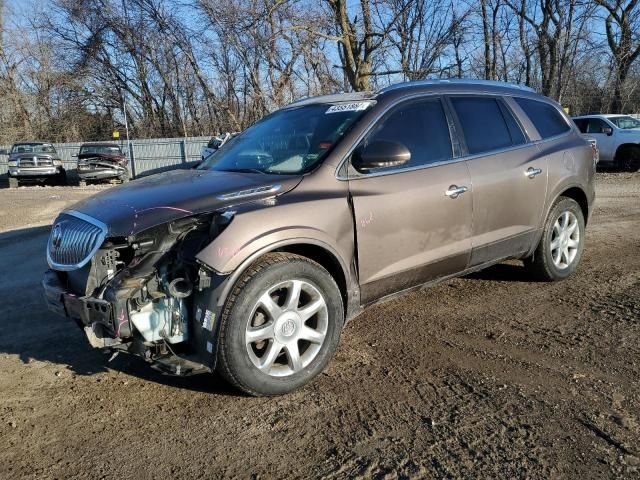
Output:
top-left (52, 224), bottom-right (63, 249)
top-left (280, 319), bottom-right (296, 337)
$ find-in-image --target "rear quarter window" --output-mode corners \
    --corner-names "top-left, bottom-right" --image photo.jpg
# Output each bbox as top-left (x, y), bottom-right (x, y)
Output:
top-left (515, 97), bottom-right (571, 139)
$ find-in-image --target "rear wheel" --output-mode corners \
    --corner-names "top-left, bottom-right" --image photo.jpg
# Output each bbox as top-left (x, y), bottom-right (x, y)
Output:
top-left (524, 197), bottom-right (585, 281)
top-left (216, 253), bottom-right (344, 396)
top-left (616, 145), bottom-right (640, 172)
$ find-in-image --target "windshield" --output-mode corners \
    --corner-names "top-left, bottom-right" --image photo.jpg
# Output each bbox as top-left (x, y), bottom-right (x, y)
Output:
top-left (609, 116), bottom-right (640, 129)
top-left (11, 143), bottom-right (56, 154)
top-left (198, 102), bottom-right (373, 174)
top-left (79, 145), bottom-right (123, 155)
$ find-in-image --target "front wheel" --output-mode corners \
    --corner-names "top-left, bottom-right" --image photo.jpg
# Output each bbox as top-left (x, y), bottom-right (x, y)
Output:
top-left (524, 197), bottom-right (585, 281)
top-left (55, 171), bottom-right (68, 186)
top-left (216, 253), bottom-right (344, 396)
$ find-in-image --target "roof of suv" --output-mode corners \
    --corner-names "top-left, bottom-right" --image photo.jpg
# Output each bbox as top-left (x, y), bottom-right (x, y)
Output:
top-left (288, 79), bottom-right (544, 108)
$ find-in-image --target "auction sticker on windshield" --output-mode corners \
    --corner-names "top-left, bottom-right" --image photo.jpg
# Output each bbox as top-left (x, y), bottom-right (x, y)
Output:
top-left (326, 102), bottom-right (372, 114)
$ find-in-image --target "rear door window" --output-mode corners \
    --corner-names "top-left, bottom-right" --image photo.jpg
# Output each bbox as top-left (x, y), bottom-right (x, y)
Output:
top-left (450, 97), bottom-right (522, 155)
top-left (514, 97), bottom-right (571, 139)
top-left (361, 97), bottom-right (452, 169)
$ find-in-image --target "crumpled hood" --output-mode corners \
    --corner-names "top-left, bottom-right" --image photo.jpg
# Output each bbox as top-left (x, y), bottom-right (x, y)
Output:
top-left (78, 152), bottom-right (125, 163)
top-left (64, 169), bottom-right (302, 236)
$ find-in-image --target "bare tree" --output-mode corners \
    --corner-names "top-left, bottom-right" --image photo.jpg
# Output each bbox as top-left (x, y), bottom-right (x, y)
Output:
top-left (594, 0), bottom-right (640, 112)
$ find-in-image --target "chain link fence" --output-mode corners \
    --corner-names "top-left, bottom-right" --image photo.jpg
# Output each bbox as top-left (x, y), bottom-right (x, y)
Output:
top-left (0, 136), bottom-right (211, 179)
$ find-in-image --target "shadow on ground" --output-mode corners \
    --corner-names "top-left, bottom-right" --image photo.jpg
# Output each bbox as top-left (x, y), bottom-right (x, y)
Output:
top-left (463, 261), bottom-right (542, 283)
top-left (0, 225), bottom-right (238, 396)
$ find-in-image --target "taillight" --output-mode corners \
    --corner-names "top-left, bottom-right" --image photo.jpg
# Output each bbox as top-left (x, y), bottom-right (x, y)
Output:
top-left (589, 140), bottom-right (599, 165)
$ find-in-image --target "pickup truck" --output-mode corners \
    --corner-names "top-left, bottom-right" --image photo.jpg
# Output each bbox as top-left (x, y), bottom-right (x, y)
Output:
top-left (572, 114), bottom-right (640, 171)
top-left (3, 141), bottom-right (67, 187)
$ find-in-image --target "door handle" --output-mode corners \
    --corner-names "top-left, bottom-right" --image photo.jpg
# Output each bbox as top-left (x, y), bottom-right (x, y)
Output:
top-left (525, 167), bottom-right (543, 178)
top-left (445, 185), bottom-right (468, 199)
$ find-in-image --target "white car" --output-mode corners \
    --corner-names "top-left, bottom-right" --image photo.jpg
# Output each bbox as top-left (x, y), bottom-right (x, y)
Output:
top-left (200, 132), bottom-right (238, 161)
top-left (572, 114), bottom-right (640, 171)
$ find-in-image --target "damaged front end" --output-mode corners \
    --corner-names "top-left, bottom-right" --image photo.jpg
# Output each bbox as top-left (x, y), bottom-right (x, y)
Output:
top-left (43, 210), bottom-right (235, 376)
top-left (77, 157), bottom-right (128, 181)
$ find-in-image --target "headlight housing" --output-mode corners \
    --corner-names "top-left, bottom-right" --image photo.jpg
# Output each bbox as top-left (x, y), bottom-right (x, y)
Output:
top-left (53, 160), bottom-right (63, 166)
top-left (8, 160), bottom-right (17, 167)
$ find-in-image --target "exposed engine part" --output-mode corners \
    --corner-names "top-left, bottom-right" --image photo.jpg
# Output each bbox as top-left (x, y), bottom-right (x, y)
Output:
top-left (129, 297), bottom-right (188, 344)
top-left (167, 277), bottom-right (193, 299)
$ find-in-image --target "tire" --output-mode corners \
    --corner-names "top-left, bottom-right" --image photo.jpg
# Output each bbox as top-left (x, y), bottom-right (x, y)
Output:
top-left (524, 197), bottom-right (585, 281)
top-left (216, 252), bottom-right (344, 396)
top-left (57, 171), bottom-right (68, 186)
top-left (8, 177), bottom-right (19, 188)
top-left (616, 145), bottom-right (640, 172)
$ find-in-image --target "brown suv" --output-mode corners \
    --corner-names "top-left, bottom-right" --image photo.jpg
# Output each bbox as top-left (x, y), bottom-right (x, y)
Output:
top-left (43, 80), bottom-right (596, 396)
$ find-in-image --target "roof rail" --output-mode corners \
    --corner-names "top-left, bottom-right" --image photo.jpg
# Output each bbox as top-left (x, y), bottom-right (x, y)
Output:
top-left (379, 79), bottom-right (536, 94)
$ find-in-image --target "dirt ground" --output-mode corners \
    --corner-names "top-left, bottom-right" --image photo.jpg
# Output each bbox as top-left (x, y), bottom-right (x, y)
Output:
top-left (0, 173), bottom-right (638, 479)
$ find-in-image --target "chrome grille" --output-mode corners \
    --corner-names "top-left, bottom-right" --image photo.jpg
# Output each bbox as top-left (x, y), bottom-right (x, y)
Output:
top-left (19, 157), bottom-right (53, 167)
top-left (47, 212), bottom-right (107, 271)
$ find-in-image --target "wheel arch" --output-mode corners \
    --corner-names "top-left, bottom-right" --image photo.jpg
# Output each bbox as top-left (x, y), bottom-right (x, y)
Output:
top-left (558, 186), bottom-right (589, 225)
top-left (214, 239), bottom-right (352, 313)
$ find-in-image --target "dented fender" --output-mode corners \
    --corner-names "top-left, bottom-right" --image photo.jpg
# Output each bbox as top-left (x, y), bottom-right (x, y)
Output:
top-left (195, 171), bottom-right (357, 307)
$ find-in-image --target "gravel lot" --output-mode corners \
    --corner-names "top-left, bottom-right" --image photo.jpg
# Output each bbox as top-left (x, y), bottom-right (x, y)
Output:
top-left (0, 173), bottom-right (638, 479)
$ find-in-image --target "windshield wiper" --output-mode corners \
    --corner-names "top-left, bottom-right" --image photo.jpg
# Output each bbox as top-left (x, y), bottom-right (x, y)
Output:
top-left (219, 168), bottom-right (265, 174)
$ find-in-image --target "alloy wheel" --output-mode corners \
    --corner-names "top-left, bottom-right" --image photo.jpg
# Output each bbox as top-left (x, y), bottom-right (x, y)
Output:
top-left (245, 279), bottom-right (328, 377)
top-left (550, 210), bottom-right (580, 269)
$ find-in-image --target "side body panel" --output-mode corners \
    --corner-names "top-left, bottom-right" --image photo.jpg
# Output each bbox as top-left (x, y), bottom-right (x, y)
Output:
top-left (195, 165), bottom-right (357, 303)
top-left (349, 162), bottom-right (473, 304)
top-left (464, 146), bottom-right (548, 265)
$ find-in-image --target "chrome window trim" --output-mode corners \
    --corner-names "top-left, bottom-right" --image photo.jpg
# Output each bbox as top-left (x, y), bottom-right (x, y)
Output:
top-left (47, 210), bottom-right (108, 271)
top-left (335, 91), bottom-right (575, 181)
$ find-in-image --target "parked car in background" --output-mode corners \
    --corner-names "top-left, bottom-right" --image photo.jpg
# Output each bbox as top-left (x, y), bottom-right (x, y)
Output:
top-left (201, 132), bottom-right (238, 161)
top-left (3, 141), bottom-right (66, 188)
top-left (76, 143), bottom-right (129, 186)
top-left (572, 114), bottom-right (640, 171)
top-left (43, 80), bottom-right (596, 396)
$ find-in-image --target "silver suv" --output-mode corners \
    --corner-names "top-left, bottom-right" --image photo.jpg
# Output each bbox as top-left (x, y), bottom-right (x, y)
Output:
top-left (43, 80), bottom-right (596, 396)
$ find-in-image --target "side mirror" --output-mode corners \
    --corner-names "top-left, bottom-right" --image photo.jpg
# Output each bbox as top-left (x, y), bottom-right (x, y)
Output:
top-left (602, 126), bottom-right (613, 136)
top-left (352, 140), bottom-right (411, 173)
